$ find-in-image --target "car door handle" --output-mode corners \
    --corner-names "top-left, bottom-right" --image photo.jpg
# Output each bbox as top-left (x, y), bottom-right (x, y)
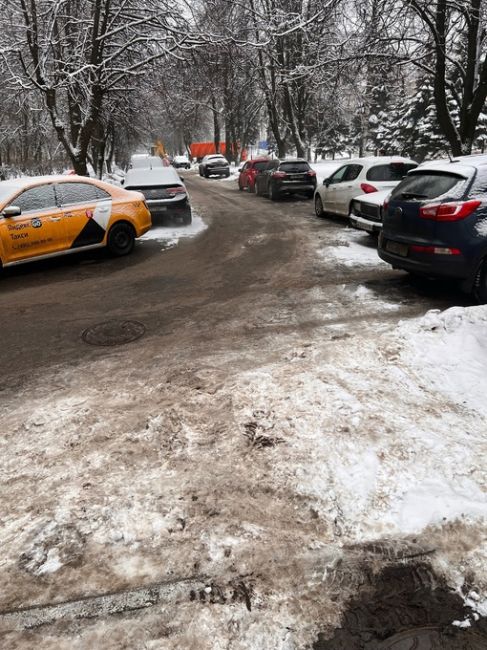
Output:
top-left (97, 206), bottom-right (109, 213)
top-left (49, 217), bottom-right (62, 222)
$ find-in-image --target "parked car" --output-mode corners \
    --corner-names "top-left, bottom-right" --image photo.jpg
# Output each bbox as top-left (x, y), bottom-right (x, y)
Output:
top-left (0, 175), bottom-right (151, 268)
top-left (124, 166), bottom-right (192, 225)
top-left (254, 159), bottom-right (317, 200)
top-left (314, 157), bottom-right (417, 218)
top-left (238, 157), bottom-right (269, 192)
top-left (199, 154), bottom-right (230, 178)
top-left (350, 189), bottom-right (391, 234)
top-left (129, 154), bottom-right (163, 170)
top-left (378, 154), bottom-right (487, 301)
top-left (173, 155), bottom-right (191, 170)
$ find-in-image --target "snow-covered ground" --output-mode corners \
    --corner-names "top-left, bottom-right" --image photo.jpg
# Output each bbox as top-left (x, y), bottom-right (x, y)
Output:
top-left (140, 213), bottom-right (207, 248)
top-left (1, 204), bottom-right (486, 647)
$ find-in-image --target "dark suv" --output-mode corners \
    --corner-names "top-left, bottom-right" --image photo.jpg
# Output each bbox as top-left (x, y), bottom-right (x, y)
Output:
top-left (254, 159), bottom-right (316, 200)
top-left (378, 155), bottom-right (487, 301)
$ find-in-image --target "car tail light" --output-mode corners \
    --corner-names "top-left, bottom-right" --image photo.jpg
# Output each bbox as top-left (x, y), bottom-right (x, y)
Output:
top-left (419, 200), bottom-right (481, 221)
top-left (410, 245), bottom-right (461, 255)
top-left (166, 186), bottom-right (186, 197)
top-left (383, 197), bottom-right (390, 215)
top-left (272, 171), bottom-right (287, 179)
top-left (360, 183), bottom-right (378, 194)
top-left (307, 170), bottom-right (316, 177)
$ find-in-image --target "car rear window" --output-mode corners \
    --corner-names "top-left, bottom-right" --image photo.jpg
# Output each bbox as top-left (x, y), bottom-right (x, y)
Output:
top-left (254, 161), bottom-right (268, 171)
top-left (390, 172), bottom-right (468, 201)
top-left (367, 163), bottom-right (417, 181)
top-left (124, 184), bottom-right (183, 199)
top-left (279, 162), bottom-right (310, 173)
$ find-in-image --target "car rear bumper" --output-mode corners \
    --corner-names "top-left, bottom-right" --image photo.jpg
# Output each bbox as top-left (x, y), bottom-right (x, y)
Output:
top-left (350, 214), bottom-right (382, 233)
top-left (206, 167), bottom-right (229, 175)
top-left (378, 234), bottom-right (473, 279)
top-left (275, 182), bottom-right (316, 193)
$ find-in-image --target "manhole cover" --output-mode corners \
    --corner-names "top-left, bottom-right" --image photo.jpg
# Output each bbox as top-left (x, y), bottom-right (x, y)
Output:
top-left (379, 628), bottom-right (441, 649)
top-left (82, 320), bottom-right (146, 346)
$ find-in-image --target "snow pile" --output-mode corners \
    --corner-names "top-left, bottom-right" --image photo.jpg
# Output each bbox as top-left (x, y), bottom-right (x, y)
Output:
top-left (398, 305), bottom-right (487, 417)
top-left (140, 213), bottom-right (207, 247)
top-left (322, 229), bottom-right (387, 267)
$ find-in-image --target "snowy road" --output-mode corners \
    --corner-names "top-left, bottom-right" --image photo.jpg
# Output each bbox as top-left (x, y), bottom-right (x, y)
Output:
top-left (1, 173), bottom-right (486, 648)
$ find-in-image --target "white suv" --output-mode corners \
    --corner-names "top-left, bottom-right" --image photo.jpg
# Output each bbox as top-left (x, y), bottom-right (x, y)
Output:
top-left (314, 156), bottom-right (417, 218)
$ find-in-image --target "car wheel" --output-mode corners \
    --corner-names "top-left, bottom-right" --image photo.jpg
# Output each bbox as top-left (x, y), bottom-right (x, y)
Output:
top-left (107, 222), bottom-right (135, 256)
top-left (315, 194), bottom-right (325, 217)
top-left (204, 170), bottom-right (210, 178)
top-left (225, 171), bottom-right (230, 178)
top-left (182, 210), bottom-right (192, 225)
top-left (474, 259), bottom-right (487, 303)
top-left (254, 181), bottom-right (260, 196)
top-left (306, 190), bottom-right (314, 199)
top-left (238, 181), bottom-right (244, 191)
top-left (247, 181), bottom-right (252, 192)
top-left (269, 184), bottom-right (279, 201)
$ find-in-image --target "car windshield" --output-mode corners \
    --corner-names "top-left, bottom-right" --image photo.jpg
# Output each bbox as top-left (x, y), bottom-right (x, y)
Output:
top-left (367, 163), bottom-right (417, 181)
top-left (254, 161), bottom-right (268, 171)
top-left (390, 172), bottom-right (468, 201)
top-left (280, 162), bottom-right (310, 173)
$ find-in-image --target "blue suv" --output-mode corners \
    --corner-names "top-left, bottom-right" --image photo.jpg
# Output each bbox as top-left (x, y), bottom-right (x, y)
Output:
top-left (378, 155), bottom-right (487, 302)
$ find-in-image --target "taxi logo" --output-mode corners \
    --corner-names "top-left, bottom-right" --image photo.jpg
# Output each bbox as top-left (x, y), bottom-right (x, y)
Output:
top-left (31, 218), bottom-right (42, 228)
top-left (86, 209), bottom-right (93, 219)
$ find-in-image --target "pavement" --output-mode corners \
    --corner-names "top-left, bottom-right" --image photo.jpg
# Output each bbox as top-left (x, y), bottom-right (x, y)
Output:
top-left (1, 173), bottom-right (486, 649)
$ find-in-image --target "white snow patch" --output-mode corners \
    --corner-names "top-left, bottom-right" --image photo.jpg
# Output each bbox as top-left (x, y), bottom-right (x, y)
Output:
top-left (324, 231), bottom-right (387, 268)
top-left (398, 305), bottom-right (487, 417)
top-left (393, 478), bottom-right (487, 535)
top-left (37, 548), bottom-right (63, 575)
top-left (140, 213), bottom-right (207, 247)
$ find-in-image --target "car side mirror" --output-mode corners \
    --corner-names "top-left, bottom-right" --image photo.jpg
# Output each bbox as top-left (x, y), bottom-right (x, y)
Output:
top-left (2, 205), bottom-right (21, 217)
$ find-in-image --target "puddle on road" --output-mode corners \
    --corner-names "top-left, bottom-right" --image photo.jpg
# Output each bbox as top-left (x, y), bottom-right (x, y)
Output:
top-left (313, 563), bottom-right (487, 649)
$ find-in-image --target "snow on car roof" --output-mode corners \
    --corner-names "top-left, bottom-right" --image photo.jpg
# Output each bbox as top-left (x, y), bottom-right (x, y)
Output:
top-left (124, 167), bottom-right (182, 187)
top-left (335, 156), bottom-right (417, 166)
top-left (412, 160), bottom-right (476, 178)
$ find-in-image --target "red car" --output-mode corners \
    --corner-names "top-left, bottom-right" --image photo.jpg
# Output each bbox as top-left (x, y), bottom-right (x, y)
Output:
top-left (238, 157), bottom-right (270, 192)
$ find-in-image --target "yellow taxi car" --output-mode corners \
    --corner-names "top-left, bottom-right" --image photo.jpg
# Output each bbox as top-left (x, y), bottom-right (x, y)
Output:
top-left (0, 175), bottom-right (151, 268)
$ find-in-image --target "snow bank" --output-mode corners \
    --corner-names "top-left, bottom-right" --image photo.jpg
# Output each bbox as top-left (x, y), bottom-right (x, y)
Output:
top-left (398, 305), bottom-right (487, 417)
top-left (140, 214), bottom-right (207, 248)
top-left (322, 229), bottom-right (387, 268)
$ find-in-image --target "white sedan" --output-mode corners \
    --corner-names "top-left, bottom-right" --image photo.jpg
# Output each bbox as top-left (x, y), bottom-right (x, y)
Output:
top-left (314, 156), bottom-right (417, 218)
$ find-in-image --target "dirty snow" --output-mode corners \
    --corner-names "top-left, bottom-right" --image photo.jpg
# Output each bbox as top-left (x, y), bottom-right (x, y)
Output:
top-left (2, 214), bottom-right (487, 645)
top-left (323, 228), bottom-right (388, 267)
top-left (140, 213), bottom-right (207, 247)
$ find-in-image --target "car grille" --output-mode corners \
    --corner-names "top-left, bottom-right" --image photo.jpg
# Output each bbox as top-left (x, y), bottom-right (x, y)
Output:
top-left (354, 201), bottom-right (382, 223)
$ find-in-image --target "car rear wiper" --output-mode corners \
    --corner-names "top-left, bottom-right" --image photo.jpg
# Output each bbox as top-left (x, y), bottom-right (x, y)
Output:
top-left (400, 192), bottom-right (428, 200)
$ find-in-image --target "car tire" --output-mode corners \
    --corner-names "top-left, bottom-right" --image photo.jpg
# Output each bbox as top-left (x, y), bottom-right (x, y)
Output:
top-left (269, 184), bottom-right (279, 201)
top-left (225, 171), bottom-right (230, 178)
top-left (182, 210), bottom-right (192, 225)
top-left (306, 190), bottom-right (314, 199)
top-left (254, 181), bottom-right (260, 196)
top-left (204, 170), bottom-right (210, 178)
top-left (315, 194), bottom-right (325, 217)
top-left (107, 222), bottom-right (135, 256)
top-left (238, 181), bottom-right (244, 191)
top-left (474, 259), bottom-right (487, 303)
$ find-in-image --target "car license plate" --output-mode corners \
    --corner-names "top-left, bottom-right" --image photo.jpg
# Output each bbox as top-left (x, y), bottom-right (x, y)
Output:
top-left (358, 221), bottom-right (373, 232)
top-left (385, 240), bottom-right (408, 256)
